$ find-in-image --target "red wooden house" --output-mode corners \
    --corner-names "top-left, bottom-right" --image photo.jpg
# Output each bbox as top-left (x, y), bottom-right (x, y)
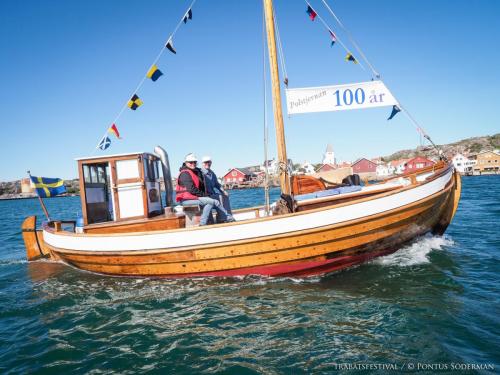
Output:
top-left (351, 158), bottom-right (377, 174)
top-left (316, 163), bottom-right (336, 173)
top-left (222, 168), bottom-right (252, 184)
top-left (404, 156), bottom-right (434, 172)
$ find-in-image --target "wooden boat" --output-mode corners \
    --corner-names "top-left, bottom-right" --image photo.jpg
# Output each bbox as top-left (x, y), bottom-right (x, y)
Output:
top-left (22, 0), bottom-right (461, 277)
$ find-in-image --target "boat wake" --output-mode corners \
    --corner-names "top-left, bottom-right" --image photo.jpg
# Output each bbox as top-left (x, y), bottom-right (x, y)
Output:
top-left (374, 235), bottom-right (454, 267)
top-left (0, 258), bottom-right (27, 266)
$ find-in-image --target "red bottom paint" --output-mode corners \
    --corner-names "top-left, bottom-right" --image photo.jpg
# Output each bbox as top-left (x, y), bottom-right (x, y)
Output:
top-left (164, 248), bottom-right (397, 278)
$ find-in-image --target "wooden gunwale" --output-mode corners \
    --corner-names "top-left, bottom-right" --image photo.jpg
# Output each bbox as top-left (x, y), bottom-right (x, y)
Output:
top-left (48, 177), bottom-right (453, 259)
top-left (83, 213), bottom-right (184, 229)
top-left (43, 165), bottom-right (453, 239)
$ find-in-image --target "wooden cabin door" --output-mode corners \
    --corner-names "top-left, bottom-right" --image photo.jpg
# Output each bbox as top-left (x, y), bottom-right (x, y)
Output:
top-left (82, 163), bottom-right (113, 224)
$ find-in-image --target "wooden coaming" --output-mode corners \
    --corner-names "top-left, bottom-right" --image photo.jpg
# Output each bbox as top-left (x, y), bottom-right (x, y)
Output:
top-left (82, 215), bottom-right (185, 234)
top-left (291, 175), bottom-right (326, 195)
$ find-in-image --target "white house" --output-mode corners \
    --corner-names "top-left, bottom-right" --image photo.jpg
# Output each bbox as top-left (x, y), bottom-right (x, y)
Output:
top-left (452, 153), bottom-right (475, 174)
top-left (301, 161), bottom-right (316, 175)
top-left (261, 159), bottom-right (278, 176)
top-left (376, 164), bottom-right (393, 177)
top-left (389, 159), bottom-right (409, 175)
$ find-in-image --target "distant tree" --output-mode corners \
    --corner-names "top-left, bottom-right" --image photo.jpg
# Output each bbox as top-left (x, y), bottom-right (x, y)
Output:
top-left (469, 142), bottom-right (483, 154)
top-left (489, 134), bottom-right (500, 149)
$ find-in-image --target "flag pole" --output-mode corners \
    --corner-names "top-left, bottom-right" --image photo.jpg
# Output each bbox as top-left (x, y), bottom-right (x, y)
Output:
top-left (27, 171), bottom-right (51, 221)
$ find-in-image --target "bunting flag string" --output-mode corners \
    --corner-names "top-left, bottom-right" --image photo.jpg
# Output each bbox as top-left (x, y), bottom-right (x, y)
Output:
top-left (303, 2), bottom-right (365, 71)
top-left (319, 0), bottom-right (440, 151)
top-left (92, 0), bottom-right (197, 153)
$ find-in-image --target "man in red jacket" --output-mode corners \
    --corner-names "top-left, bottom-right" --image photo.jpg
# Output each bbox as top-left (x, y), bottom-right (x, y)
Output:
top-left (175, 153), bottom-right (234, 226)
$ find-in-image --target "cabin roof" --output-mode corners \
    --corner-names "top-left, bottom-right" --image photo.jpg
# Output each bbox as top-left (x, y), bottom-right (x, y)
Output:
top-left (74, 152), bottom-right (156, 162)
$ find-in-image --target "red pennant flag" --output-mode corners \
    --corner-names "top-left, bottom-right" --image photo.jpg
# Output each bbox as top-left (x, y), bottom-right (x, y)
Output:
top-left (108, 123), bottom-right (121, 138)
top-left (306, 5), bottom-right (317, 21)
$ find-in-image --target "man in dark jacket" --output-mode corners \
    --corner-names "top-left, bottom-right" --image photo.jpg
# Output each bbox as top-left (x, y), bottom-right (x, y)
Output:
top-left (175, 153), bottom-right (233, 225)
top-left (201, 155), bottom-right (233, 223)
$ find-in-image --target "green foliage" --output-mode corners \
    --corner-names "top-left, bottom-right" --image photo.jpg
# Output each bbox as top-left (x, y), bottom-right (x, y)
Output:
top-left (488, 134), bottom-right (500, 148)
top-left (468, 143), bottom-right (483, 153)
top-left (66, 187), bottom-right (78, 194)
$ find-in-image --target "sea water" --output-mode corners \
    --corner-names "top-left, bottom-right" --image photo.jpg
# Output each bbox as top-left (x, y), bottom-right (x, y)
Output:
top-left (0, 179), bottom-right (498, 373)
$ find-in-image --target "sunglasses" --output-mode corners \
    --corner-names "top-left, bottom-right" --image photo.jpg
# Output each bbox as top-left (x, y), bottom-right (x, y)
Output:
top-left (186, 161), bottom-right (197, 164)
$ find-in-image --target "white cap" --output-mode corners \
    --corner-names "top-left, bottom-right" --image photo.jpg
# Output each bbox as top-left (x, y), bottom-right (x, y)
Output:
top-left (202, 155), bottom-right (212, 163)
top-left (184, 153), bottom-right (197, 162)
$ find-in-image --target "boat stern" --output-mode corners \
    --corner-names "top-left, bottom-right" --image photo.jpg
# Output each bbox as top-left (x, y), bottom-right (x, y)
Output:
top-left (22, 216), bottom-right (49, 261)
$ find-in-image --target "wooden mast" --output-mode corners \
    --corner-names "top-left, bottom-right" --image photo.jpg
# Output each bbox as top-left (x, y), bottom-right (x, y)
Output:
top-left (263, 0), bottom-right (290, 195)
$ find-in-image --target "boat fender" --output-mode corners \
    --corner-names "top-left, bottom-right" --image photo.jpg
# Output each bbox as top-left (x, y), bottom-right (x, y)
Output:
top-left (341, 174), bottom-right (361, 186)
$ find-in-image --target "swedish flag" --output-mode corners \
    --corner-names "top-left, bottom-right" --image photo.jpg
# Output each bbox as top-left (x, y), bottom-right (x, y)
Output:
top-left (30, 176), bottom-right (67, 198)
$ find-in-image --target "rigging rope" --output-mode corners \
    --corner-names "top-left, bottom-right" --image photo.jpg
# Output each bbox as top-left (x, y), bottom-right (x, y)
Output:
top-left (304, 1), bottom-right (367, 74)
top-left (320, 0), bottom-right (379, 78)
top-left (272, 5), bottom-right (289, 86)
top-left (92, 0), bottom-right (197, 154)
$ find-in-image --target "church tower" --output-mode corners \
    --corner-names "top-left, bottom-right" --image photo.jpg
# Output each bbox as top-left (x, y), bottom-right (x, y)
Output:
top-left (322, 144), bottom-right (336, 165)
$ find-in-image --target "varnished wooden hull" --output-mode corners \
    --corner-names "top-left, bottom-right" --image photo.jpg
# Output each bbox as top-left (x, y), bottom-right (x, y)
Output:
top-left (23, 169), bottom-right (461, 278)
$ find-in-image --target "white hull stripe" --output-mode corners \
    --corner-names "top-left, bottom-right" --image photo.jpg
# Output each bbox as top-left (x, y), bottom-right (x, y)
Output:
top-left (43, 170), bottom-right (452, 252)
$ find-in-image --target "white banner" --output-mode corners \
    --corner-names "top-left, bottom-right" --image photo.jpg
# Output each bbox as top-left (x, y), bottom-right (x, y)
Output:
top-left (285, 81), bottom-right (398, 115)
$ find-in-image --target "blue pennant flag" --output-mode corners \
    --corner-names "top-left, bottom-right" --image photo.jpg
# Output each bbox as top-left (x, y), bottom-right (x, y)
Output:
top-left (387, 105), bottom-right (401, 120)
top-left (98, 136), bottom-right (111, 150)
top-left (30, 176), bottom-right (67, 198)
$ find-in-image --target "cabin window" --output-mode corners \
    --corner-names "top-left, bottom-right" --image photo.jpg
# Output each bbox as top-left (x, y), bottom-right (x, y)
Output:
top-left (144, 158), bottom-right (160, 181)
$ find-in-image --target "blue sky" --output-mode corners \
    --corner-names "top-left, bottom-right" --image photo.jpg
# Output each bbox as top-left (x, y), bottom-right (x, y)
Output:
top-left (1, 0), bottom-right (499, 181)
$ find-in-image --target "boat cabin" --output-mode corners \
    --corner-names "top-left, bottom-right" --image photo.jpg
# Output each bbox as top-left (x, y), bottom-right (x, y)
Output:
top-left (76, 152), bottom-right (165, 225)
